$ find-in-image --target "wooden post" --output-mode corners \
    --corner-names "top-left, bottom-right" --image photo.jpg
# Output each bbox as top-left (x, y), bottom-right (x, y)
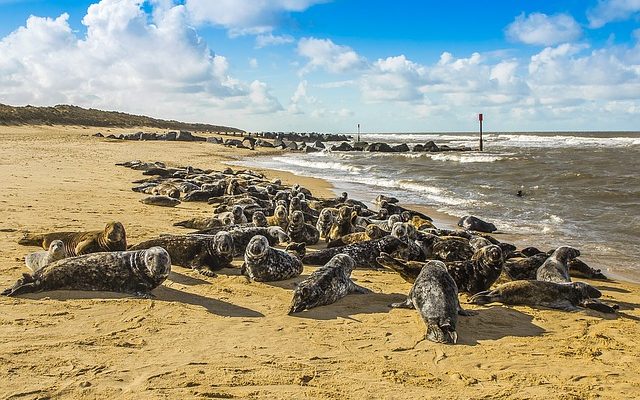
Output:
top-left (357, 123), bottom-right (360, 142)
top-left (478, 113), bottom-right (484, 151)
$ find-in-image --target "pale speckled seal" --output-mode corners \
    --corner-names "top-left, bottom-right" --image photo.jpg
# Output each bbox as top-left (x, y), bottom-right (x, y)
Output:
top-left (140, 195), bottom-right (181, 207)
top-left (242, 235), bottom-right (303, 282)
top-left (24, 240), bottom-right (67, 273)
top-left (536, 246), bottom-right (580, 283)
top-left (287, 211), bottom-right (320, 245)
top-left (2, 247), bottom-right (171, 298)
top-left (391, 260), bottom-right (471, 344)
top-left (431, 237), bottom-right (474, 262)
top-left (18, 221), bottom-right (127, 257)
top-left (470, 280), bottom-right (602, 312)
top-left (457, 215), bottom-right (497, 233)
top-left (289, 254), bottom-right (372, 314)
top-left (301, 235), bottom-right (407, 269)
top-left (130, 232), bottom-right (233, 277)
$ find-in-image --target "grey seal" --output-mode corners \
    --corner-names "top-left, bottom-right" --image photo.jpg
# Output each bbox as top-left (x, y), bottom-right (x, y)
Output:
top-left (457, 215), bottom-right (497, 233)
top-left (536, 246), bottom-right (580, 283)
top-left (241, 235), bottom-right (303, 282)
top-left (24, 240), bottom-right (67, 273)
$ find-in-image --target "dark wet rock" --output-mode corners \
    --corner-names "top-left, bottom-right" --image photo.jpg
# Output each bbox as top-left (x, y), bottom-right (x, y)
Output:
top-left (331, 142), bottom-right (354, 151)
top-left (366, 142), bottom-right (395, 152)
top-left (392, 143), bottom-right (410, 152)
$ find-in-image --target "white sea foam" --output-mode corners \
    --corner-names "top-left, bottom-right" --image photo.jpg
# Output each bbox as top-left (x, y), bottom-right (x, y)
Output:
top-left (270, 156), bottom-right (363, 174)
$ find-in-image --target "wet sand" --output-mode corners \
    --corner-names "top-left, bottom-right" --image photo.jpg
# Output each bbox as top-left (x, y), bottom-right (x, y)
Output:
top-left (1, 126), bottom-right (640, 399)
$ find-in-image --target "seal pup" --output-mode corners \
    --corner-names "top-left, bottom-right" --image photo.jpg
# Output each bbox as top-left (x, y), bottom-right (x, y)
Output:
top-left (140, 195), bottom-right (181, 207)
top-left (287, 211), bottom-right (320, 245)
top-left (391, 260), bottom-right (470, 344)
top-left (24, 240), bottom-right (67, 273)
top-left (316, 208), bottom-right (336, 242)
top-left (470, 280), bottom-right (602, 312)
top-left (457, 216), bottom-right (497, 233)
top-left (289, 254), bottom-right (372, 313)
top-left (3, 247), bottom-right (171, 298)
top-left (130, 232), bottom-right (233, 277)
top-left (301, 235), bottom-right (407, 269)
top-left (266, 205), bottom-right (289, 230)
top-left (242, 235), bottom-right (303, 282)
top-left (18, 222), bottom-right (127, 257)
top-left (536, 246), bottom-right (580, 283)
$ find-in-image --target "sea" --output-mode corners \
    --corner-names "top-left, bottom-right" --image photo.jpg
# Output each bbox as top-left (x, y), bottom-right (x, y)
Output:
top-left (234, 132), bottom-right (640, 282)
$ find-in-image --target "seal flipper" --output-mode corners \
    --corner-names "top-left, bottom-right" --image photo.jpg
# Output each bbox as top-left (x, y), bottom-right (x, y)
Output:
top-left (132, 291), bottom-right (156, 299)
top-left (390, 297), bottom-right (414, 309)
top-left (580, 298), bottom-right (618, 314)
top-left (426, 321), bottom-right (458, 344)
top-left (17, 233), bottom-right (44, 247)
top-left (469, 290), bottom-right (499, 305)
top-left (348, 281), bottom-right (372, 294)
top-left (540, 300), bottom-right (581, 312)
top-left (2, 273), bottom-right (39, 296)
top-left (194, 266), bottom-right (216, 277)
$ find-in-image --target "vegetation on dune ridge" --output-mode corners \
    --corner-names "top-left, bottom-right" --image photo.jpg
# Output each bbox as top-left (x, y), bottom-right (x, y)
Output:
top-left (0, 103), bottom-right (244, 133)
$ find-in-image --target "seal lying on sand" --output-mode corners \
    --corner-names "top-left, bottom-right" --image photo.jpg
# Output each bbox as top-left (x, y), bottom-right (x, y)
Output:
top-left (302, 236), bottom-right (407, 269)
top-left (457, 216), bottom-right (497, 233)
top-left (228, 226), bottom-right (290, 256)
top-left (326, 224), bottom-right (387, 248)
top-left (289, 254), bottom-right (371, 313)
top-left (536, 246), bottom-right (580, 283)
top-left (130, 232), bottom-right (233, 276)
top-left (391, 260), bottom-right (471, 344)
top-left (287, 211), bottom-right (320, 245)
top-left (2, 247), bottom-right (171, 298)
top-left (470, 280), bottom-right (604, 312)
top-left (24, 240), bottom-right (67, 273)
top-left (18, 222), bottom-right (127, 257)
top-left (140, 195), bottom-right (181, 207)
top-left (267, 205), bottom-right (289, 230)
top-left (316, 208), bottom-right (335, 242)
top-left (242, 235), bottom-right (303, 282)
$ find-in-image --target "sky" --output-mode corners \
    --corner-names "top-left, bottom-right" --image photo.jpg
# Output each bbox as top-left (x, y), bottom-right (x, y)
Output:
top-left (1, 0), bottom-right (640, 132)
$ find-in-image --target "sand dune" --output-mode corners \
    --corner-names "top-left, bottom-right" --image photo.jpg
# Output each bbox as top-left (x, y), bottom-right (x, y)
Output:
top-left (1, 126), bottom-right (639, 399)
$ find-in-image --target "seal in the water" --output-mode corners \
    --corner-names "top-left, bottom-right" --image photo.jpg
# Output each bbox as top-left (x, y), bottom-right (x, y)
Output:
top-left (457, 215), bottom-right (497, 233)
top-left (18, 221), bottom-right (127, 257)
top-left (242, 235), bottom-right (303, 282)
top-left (536, 246), bottom-right (580, 283)
top-left (470, 280), bottom-right (602, 311)
top-left (391, 260), bottom-right (471, 344)
top-left (2, 247), bottom-right (171, 298)
top-left (289, 254), bottom-right (372, 313)
top-left (130, 232), bottom-right (233, 276)
top-left (287, 211), bottom-right (320, 245)
top-left (24, 240), bottom-right (67, 273)
top-left (301, 235), bottom-right (407, 269)
top-left (140, 195), bottom-right (181, 207)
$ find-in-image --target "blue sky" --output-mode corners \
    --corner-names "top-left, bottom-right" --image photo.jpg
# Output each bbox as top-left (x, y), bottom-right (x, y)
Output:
top-left (1, 0), bottom-right (640, 132)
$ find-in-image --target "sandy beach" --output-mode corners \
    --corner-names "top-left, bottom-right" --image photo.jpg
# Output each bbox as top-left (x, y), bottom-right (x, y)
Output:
top-left (1, 126), bottom-right (640, 399)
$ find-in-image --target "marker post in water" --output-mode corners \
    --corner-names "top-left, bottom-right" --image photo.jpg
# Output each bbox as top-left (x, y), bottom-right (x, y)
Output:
top-left (357, 123), bottom-right (361, 142)
top-left (478, 113), bottom-right (484, 151)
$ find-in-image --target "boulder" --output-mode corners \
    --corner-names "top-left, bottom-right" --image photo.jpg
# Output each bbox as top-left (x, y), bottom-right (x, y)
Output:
top-left (392, 143), bottom-right (410, 152)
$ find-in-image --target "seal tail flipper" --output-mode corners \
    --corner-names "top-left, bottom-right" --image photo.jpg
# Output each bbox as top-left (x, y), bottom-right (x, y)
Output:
top-left (17, 233), bottom-right (43, 246)
top-left (580, 298), bottom-right (618, 314)
top-left (469, 290), bottom-right (499, 305)
top-left (2, 273), bottom-right (39, 296)
top-left (348, 282), bottom-right (373, 294)
top-left (375, 252), bottom-right (405, 273)
top-left (426, 323), bottom-right (458, 344)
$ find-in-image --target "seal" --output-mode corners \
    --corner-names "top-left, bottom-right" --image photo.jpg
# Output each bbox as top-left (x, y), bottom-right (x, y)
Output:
top-left (503, 253), bottom-right (548, 280)
top-left (568, 258), bottom-right (607, 280)
top-left (301, 235), bottom-right (407, 269)
top-left (536, 246), bottom-right (580, 283)
top-left (2, 247), bottom-right (171, 298)
top-left (241, 235), bottom-right (303, 282)
top-left (316, 207), bottom-right (336, 242)
top-left (287, 211), bottom-right (320, 245)
top-left (289, 254), bottom-right (372, 313)
top-left (130, 231), bottom-right (233, 277)
top-left (140, 195), bottom-right (181, 207)
top-left (457, 215), bottom-right (497, 233)
top-left (173, 215), bottom-right (231, 230)
top-left (24, 240), bottom-right (67, 273)
top-left (326, 224), bottom-right (387, 248)
top-left (391, 260), bottom-right (470, 344)
top-left (390, 222), bottom-right (423, 261)
top-left (251, 211), bottom-right (269, 227)
top-left (470, 280), bottom-right (603, 311)
top-left (327, 206), bottom-right (357, 241)
top-left (151, 182), bottom-right (181, 199)
top-left (216, 205), bottom-right (248, 225)
top-left (431, 237), bottom-right (474, 262)
top-left (18, 221), bottom-right (127, 257)
top-left (267, 205), bottom-right (289, 230)
top-left (228, 226), bottom-right (290, 256)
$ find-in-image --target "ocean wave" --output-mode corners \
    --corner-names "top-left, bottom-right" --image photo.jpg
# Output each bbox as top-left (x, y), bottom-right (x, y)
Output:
top-left (270, 156), bottom-right (363, 174)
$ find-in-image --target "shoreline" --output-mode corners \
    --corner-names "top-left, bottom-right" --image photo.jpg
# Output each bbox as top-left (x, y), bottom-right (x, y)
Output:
top-left (1, 125), bottom-right (640, 399)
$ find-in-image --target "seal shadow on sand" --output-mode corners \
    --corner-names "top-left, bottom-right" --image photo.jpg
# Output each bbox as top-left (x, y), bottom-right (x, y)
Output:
top-left (21, 286), bottom-right (264, 318)
top-left (290, 292), bottom-right (407, 321)
top-left (455, 306), bottom-right (546, 346)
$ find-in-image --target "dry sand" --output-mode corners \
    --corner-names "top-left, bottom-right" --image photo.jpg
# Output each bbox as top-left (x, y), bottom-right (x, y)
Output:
top-left (1, 125), bottom-right (639, 399)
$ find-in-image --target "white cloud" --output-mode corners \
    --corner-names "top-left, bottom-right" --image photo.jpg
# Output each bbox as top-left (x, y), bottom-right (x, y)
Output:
top-left (249, 58), bottom-right (259, 68)
top-left (287, 80), bottom-right (317, 114)
top-left (0, 0), bottom-right (282, 123)
top-left (185, 0), bottom-right (327, 36)
top-left (506, 12), bottom-right (582, 46)
top-left (361, 55), bottom-right (427, 102)
top-left (587, 0), bottom-right (640, 28)
top-left (255, 33), bottom-right (294, 48)
top-left (297, 37), bottom-right (366, 74)
top-left (310, 107), bottom-right (353, 119)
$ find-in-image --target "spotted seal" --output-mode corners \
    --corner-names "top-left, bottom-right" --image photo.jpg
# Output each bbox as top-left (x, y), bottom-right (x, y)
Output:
top-left (316, 208), bottom-right (336, 242)
top-left (536, 246), bottom-right (580, 283)
top-left (228, 226), bottom-right (290, 256)
top-left (289, 254), bottom-right (372, 313)
top-left (140, 195), bottom-right (181, 207)
top-left (173, 215), bottom-right (231, 230)
top-left (267, 205), bottom-right (289, 230)
top-left (470, 280), bottom-right (603, 311)
top-left (301, 235), bottom-right (407, 269)
top-left (241, 235), bottom-right (303, 282)
top-left (391, 260), bottom-right (471, 344)
top-left (287, 211), bottom-right (320, 245)
top-left (457, 215), bottom-right (497, 233)
top-left (2, 247), bottom-right (171, 298)
top-left (130, 232), bottom-right (233, 277)
top-left (251, 211), bottom-right (269, 227)
top-left (431, 237), bottom-right (474, 262)
top-left (327, 206), bottom-right (357, 241)
top-left (18, 221), bottom-right (127, 257)
top-left (24, 240), bottom-right (67, 273)
top-left (326, 224), bottom-right (387, 248)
